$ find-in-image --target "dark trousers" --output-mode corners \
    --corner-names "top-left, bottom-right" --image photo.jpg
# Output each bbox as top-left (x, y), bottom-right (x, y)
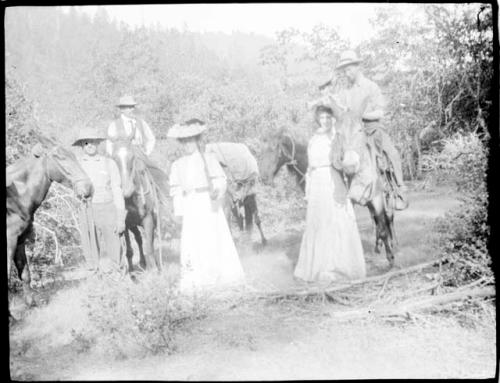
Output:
top-left (79, 201), bottom-right (122, 272)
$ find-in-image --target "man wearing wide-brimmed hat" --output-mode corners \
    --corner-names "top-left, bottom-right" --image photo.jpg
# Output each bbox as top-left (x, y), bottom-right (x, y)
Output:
top-left (325, 50), bottom-right (407, 209)
top-left (106, 95), bottom-right (169, 201)
top-left (167, 118), bottom-right (245, 291)
top-left (74, 126), bottom-right (126, 275)
top-left (106, 95), bottom-right (156, 156)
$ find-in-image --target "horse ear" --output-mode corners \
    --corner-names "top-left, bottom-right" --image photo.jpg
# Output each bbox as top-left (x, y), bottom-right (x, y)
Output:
top-left (35, 132), bottom-right (59, 149)
top-left (31, 142), bottom-right (46, 158)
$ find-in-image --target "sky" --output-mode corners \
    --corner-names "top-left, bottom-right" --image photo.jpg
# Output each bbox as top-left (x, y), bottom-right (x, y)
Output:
top-left (62, 3), bottom-right (420, 44)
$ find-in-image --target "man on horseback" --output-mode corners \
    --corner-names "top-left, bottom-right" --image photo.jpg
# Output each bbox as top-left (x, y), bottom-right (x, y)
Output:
top-left (319, 50), bottom-right (408, 209)
top-left (106, 95), bottom-right (169, 202)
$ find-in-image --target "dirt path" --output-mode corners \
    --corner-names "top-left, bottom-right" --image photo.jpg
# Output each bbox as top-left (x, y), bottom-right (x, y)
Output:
top-left (9, 186), bottom-right (496, 380)
top-left (237, 185), bottom-right (461, 292)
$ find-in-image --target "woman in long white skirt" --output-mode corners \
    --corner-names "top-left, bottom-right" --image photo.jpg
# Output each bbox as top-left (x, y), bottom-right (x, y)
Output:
top-left (294, 106), bottom-right (366, 282)
top-left (168, 119), bottom-right (245, 291)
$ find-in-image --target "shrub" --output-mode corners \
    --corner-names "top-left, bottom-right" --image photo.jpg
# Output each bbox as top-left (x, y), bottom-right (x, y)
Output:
top-left (433, 131), bottom-right (490, 286)
top-left (420, 131), bottom-right (488, 192)
top-left (73, 273), bottom-right (209, 359)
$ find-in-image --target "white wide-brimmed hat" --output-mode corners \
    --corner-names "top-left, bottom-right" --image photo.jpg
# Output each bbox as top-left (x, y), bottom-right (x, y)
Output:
top-left (116, 95), bottom-right (138, 107)
top-left (335, 50), bottom-right (363, 70)
top-left (167, 119), bottom-right (207, 139)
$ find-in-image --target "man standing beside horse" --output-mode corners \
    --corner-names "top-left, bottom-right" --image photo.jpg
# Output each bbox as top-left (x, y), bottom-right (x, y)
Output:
top-left (314, 50), bottom-right (408, 209)
top-left (73, 126), bottom-right (126, 275)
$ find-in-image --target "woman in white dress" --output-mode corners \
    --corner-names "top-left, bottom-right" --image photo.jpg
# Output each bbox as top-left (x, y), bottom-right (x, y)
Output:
top-left (294, 106), bottom-right (366, 282)
top-left (167, 119), bottom-right (245, 291)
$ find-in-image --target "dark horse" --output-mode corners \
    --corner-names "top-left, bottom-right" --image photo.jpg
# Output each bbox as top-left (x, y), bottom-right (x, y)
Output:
top-left (7, 136), bottom-right (92, 311)
top-left (110, 140), bottom-right (163, 272)
top-left (260, 133), bottom-right (309, 192)
top-left (260, 121), bottom-right (396, 266)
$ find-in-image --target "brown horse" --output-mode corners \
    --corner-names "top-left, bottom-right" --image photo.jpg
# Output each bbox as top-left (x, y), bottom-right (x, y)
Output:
top-left (259, 134), bottom-right (309, 191)
top-left (110, 140), bottom-right (164, 272)
top-left (260, 125), bottom-right (396, 267)
top-left (6, 135), bottom-right (93, 310)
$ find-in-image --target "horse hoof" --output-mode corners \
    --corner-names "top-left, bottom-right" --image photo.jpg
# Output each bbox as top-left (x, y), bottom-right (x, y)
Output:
top-left (262, 239), bottom-right (268, 246)
top-left (374, 246), bottom-right (380, 254)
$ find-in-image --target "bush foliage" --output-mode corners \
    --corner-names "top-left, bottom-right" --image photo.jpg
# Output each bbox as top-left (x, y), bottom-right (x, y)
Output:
top-left (72, 274), bottom-right (209, 358)
top-left (434, 132), bottom-right (490, 286)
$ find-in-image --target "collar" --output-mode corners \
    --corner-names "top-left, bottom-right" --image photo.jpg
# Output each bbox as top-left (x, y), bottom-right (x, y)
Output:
top-left (353, 73), bottom-right (366, 87)
top-left (121, 114), bottom-right (136, 122)
top-left (81, 154), bottom-right (103, 161)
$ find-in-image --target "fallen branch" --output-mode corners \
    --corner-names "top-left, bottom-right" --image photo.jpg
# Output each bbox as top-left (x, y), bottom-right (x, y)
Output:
top-left (327, 286), bottom-right (495, 322)
top-left (263, 260), bottom-right (442, 301)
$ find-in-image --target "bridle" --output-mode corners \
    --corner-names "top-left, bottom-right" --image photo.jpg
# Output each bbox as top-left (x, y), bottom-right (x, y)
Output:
top-left (278, 134), bottom-right (306, 185)
top-left (44, 147), bottom-right (89, 189)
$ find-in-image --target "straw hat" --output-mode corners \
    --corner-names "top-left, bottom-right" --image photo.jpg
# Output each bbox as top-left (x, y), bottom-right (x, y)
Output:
top-left (72, 126), bottom-right (107, 146)
top-left (116, 95), bottom-right (138, 107)
top-left (167, 119), bottom-right (207, 139)
top-left (335, 50), bottom-right (363, 70)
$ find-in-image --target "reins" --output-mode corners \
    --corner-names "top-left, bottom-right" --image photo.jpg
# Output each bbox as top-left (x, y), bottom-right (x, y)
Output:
top-left (279, 135), bottom-right (306, 185)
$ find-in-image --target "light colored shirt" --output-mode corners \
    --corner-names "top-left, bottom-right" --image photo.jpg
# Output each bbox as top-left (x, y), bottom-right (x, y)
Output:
top-left (333, 74), bottom-right (386, 119)
top-left (205, 142), bottom-right (259, 182)
top-left (169, 151), bottom-right (227, 217)
top-left (78, 154), bottom-right (125, 213)
top-left (106, 114), bottom-right (156, 156)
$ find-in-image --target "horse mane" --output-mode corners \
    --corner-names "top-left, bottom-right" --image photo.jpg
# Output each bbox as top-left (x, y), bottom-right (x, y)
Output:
top-left (7, 156), bottom-right (37, 184)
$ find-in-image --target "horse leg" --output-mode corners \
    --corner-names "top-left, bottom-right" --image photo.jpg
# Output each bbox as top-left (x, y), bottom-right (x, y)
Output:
top-left (141, 214), bottom-right (157, 271)
top-left (366, 202), bottom-right (382, 254)
top-left (130, 226), bottom-right (146, 270)
top-left (248, 194), bottom-right (267, 246)
top-left (384, 204), bottom-right (396, 265)
top-left (14, 239), bottom-right (35, 307)
top-left (7, 227), bottom-right (20, 319)
top-left (368, 193), bottom-right (395, 267)
top-left (123, 229), bottom-right (135, 272)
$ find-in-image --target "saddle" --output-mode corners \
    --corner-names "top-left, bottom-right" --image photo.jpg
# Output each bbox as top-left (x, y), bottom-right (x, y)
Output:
top-left (364, 127), bottom-right (407, 210)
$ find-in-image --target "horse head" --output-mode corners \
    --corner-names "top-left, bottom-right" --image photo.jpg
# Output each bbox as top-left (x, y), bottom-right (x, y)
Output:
top-left (109, 140), bottom-right (138, 198)
top-left (36, 135), bottom-right (93, 199)
top-left (330, 97), bottom-right (376, 204)
top-left (260, 132), bottom-right (307, 190)
top-left (260, 135), bottom-right (289, 187)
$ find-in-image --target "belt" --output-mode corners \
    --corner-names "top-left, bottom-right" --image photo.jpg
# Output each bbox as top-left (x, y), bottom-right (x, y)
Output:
top-left (362, 119), bottom-right (380, 124)
top-left (183, 186), bottom-right (211, 195)
top-left (310, 165), bottom-right (332, 171)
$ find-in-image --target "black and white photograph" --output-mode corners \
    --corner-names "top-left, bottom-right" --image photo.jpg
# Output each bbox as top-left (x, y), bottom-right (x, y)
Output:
top-left (6, 3), bottom-right (497, 380)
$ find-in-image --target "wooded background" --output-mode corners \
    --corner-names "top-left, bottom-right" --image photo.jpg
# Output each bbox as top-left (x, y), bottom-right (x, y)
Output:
top-left (5, 4), bottom-right (494, 282)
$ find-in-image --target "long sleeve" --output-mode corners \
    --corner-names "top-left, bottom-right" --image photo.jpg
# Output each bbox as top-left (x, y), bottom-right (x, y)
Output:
top-left (169, 160), bottom-right (184, 217)
top-left (362, 82), bottom-right (386, 120)
top-left (139, 120), bottom-right (156, 155)
top-left (106, 121), bottom-right (117, 156)
top-left (106, 158), bottom-right (125, 216)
